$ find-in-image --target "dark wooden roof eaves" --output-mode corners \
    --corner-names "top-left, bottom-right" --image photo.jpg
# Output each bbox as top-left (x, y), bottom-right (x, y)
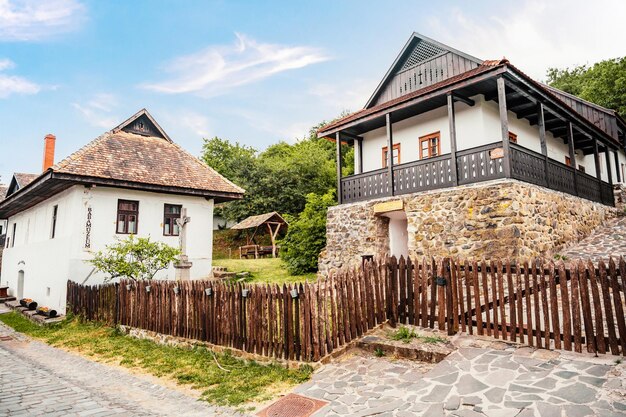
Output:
top-left (319, 61), bottom-right (504, 135)
top-left (231, 211), bottom-right (288, 230)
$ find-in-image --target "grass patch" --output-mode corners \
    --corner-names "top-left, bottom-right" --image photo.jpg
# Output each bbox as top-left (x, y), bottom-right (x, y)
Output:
top-left (0, 312), bottom-right (312, 407)
top-left (389, 326), bottom-right (446, 344)
top-left (213, 258), bottom-right (316, 284)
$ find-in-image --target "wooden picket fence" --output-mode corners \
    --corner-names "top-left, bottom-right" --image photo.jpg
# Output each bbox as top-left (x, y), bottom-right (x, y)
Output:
top-left (66, 256), bottom-right (626, 361)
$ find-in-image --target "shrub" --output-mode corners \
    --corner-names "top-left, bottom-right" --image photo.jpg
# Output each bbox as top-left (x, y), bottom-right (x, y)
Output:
top-left (280, 190), bottom-right (336, 274)
top-left (89, 235), bottom-right (180, 282)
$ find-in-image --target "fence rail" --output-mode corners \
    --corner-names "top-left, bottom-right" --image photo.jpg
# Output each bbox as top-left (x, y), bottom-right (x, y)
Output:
top-left (67, 256), bottom-right (626, 361)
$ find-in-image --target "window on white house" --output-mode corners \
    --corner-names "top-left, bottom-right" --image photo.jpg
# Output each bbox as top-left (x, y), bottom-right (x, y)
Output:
top-left (163, 204), bottom-right (182, 236)
top-left (51, 205), bottom-right (58, 239)
top-left (11, 223), bottom-right (16, 248)
top-left (116, 200), bottom-right (139, 234)
top-left (382, 144), bottom-right (401, 168)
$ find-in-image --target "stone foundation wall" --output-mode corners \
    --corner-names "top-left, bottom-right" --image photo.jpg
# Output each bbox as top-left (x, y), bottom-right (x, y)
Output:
top-left (614, 184), bottom-right (626, 213)
top-left (319, 179), bottom-right (616, 276)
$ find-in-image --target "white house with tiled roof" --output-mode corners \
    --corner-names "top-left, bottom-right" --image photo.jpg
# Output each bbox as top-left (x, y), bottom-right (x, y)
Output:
top-left (0, 109), bottom-right (244, 313)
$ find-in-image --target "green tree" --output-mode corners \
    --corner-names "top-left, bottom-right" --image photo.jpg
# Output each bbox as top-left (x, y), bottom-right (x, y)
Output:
top-left (280, 190), bottom-right (337, 274)
top-left (546, 57), bottom-right (626, 115)
top-left (202, 116), bottom-right (353, 223)
top-left (89, 235), bottom-right (180, 282)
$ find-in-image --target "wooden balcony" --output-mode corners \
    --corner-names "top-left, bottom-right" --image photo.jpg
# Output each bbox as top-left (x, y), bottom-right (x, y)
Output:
top-left (340, 142), bottom-right (615, 206)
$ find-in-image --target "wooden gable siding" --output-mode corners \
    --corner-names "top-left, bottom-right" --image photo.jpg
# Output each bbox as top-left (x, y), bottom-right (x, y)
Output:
top-left (372, 52), bottom-right (480, 107)
top-left (549, 89), bottom-right (620, 141)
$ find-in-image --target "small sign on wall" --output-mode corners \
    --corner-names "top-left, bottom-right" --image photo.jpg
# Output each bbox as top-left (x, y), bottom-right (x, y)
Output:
top-left (374, 200), bottom-right (403, 214)
top-left (490, 147), bottom-right (504, 159)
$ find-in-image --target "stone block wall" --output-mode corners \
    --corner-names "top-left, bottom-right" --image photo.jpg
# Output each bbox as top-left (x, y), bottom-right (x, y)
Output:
top-left (614, 183), bottom-right (626, 213)
top-left (319, 179), bottom-right (616, 276)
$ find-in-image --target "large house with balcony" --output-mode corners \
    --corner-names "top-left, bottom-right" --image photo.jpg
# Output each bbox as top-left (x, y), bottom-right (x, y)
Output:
top-left (0, 109), bottom-right (244, 313)
top-left (318, 32), bottom-right (626, 273)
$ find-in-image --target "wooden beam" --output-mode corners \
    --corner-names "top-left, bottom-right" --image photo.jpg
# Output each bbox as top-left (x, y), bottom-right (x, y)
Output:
top-left (357, 137), bottom-right (363, 174)
top-left (594, 138), bottom-right (602, 181)
top-left (615, 150), bottom-right (622, 182)
top-left (447, 93), bottom-right (459, 185)
top-left (605, 147), bottom-right (614, 185)
top-left (386, 113), bottom-right (395, 196)
top-left (336, 132), bottom-right (343, 204)
top-left (497, 77), bottom-right (511, 177)
top-left (515, 105), bottom-right (537, 119)
top-left (538, 103), bottom-right (549, 187)
top-left (451, 92), bottom-right (475, 107)
top-left (567, 122), bottom-right (579, 195)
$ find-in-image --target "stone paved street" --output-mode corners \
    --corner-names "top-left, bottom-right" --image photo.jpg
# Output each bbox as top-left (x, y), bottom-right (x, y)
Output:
top-left (296, 344), bottom-right (626, 416)
top-left (0, 321), bottom-right (246, 417)
top-left (561, 216), bottom-right (626, 262)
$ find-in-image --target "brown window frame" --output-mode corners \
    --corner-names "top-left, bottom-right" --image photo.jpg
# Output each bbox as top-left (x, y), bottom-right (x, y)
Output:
top-left (163, 204), bottom-right (182, 236)
top-left (508, 131), bottom-right (518, 144)
top-left (565, 156), bottom-right (572, 167)
top-left (419, 132), bottom-right (441, 159)
top-left (382, 143), bottom-right (401, 168)
top-left (116, 199), bottom-right (139, 234)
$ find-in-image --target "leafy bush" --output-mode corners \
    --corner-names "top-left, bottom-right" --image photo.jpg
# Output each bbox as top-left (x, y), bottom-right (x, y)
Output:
top-left (89, 235), bottom-right (180, 282)
top-left (280, 190), bottom-right (336, 275)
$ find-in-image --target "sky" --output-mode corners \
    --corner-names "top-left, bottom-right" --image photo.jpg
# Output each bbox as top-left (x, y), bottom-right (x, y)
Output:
top-left (1, 0), bottom-right (625, 184)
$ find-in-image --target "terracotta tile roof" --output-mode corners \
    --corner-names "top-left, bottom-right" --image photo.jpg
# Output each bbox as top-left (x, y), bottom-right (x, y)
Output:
top-left (13, 173), bottom-right (39, 188)
top-left (319, 59), bottom-right (507, 134)
top-left (0, 185), bottom-right (7, 199)
top-left (51, 131), bottom-right (245, 195)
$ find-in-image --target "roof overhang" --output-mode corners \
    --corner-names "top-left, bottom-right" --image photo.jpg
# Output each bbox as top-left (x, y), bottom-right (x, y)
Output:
top-left (319, 64), bottom-right (621, 151)
top-left (0, 171), bottom-right (243, 219)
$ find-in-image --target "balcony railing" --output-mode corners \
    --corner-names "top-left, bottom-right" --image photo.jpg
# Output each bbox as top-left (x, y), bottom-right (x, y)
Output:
top-left (340, 141), bottom-right (615, 206)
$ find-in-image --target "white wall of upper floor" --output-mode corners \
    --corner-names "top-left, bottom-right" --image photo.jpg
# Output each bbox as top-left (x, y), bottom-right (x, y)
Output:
top-left (1, 185), bottom-right (215, 313)
top-left (359, 95), bottom-right (626, 183)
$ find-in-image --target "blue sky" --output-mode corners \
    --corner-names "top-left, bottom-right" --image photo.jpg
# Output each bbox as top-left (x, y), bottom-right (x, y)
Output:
top-left (1, 0), bottom-right (625, 183)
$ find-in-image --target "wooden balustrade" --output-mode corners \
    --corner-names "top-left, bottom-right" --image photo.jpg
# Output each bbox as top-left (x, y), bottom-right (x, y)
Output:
top-left (340, 141), bottom-right (614, 206)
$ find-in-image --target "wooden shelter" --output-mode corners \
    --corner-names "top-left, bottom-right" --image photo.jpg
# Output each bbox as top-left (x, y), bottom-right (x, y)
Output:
top-left (231, 212), bottom-right (288, 258)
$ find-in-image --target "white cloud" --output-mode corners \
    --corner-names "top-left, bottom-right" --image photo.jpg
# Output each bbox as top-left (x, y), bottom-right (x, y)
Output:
top-left (72, 93), bottom-right (119, 128)
top-left (179, 112), bottom-right (211, 137)
top-left (142, 33), bottom-right (330, 96)
top-left (427, 0), bottom-right (626, 80)
top-left (309, 79), bottom-right (376, 114)
top-left (0, 0), bottom-right (86, 41)
top-left (0, 58), bottom-right (40, 98)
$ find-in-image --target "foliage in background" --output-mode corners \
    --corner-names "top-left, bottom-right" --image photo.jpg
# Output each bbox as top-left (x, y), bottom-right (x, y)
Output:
top-left (202, 117), bottom-right (352, 223)
top-left (280, 190), bottom-right (337, 274)
top-left (547, 57), bottom-right (626, 116)
top-left (89, 235), bottom-right (180, 282)
top-left (0, 312), bottom-right (312, 407)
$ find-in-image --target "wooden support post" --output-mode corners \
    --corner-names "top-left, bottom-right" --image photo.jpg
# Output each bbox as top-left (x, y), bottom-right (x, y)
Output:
top-left (386, 113), bottom-right (394, 196)
top-left (336, 132), bottom-right (342, 204)
top-left (537, 103), bottom-right (549, 187)
top-left (447, 93), bottom-right (458, 186)
top-left (354, 137), bottom-right (363, 174)
top-left (605, 146), bottom-right (613, 185)
top-left (497, 77), bottom-right (511, 178)
top-left (266, 223), bottom-right (282, 258)
top-left (593, 139), bottom-right (602, 181)
top-left (567, 122), bottom-right (578, 195)
top-left (614, 150), bottom-right (621, 183)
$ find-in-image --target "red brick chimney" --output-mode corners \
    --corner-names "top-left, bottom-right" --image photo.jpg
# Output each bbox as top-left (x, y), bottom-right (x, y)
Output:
top-left (42, 134), bottom-right (56, 171)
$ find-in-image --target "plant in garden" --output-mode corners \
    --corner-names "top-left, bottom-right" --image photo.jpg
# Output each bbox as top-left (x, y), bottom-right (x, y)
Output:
top-left (280, 190), bottom-right (336, 274)
top-left (390, 326), bottom-right (418, 343)
top-left (89, 235), bottom-right (180, 282)
top-left (374, 347), bottom-right (385, 357)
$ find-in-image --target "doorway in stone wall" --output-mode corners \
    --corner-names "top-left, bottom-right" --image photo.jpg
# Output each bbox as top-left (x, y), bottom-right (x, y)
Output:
top-left (384, 211), bottom-right (409, 259)
top-left (17, 270), bottom-right (24, 299)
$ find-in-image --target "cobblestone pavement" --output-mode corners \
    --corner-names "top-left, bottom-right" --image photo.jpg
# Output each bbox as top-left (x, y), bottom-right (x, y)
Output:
top-left (296, 346), bottom-right (626, 416)
top-left (561, 216), bottom-right (626, 262)
top-left (0, 321), bottom-right (247, 417)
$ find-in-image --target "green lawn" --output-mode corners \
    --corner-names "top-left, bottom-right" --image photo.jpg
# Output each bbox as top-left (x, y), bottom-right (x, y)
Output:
top-left (213, 258), bottom-right (317, 284)
top-left (0, 312), bottom-right (312, 408)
